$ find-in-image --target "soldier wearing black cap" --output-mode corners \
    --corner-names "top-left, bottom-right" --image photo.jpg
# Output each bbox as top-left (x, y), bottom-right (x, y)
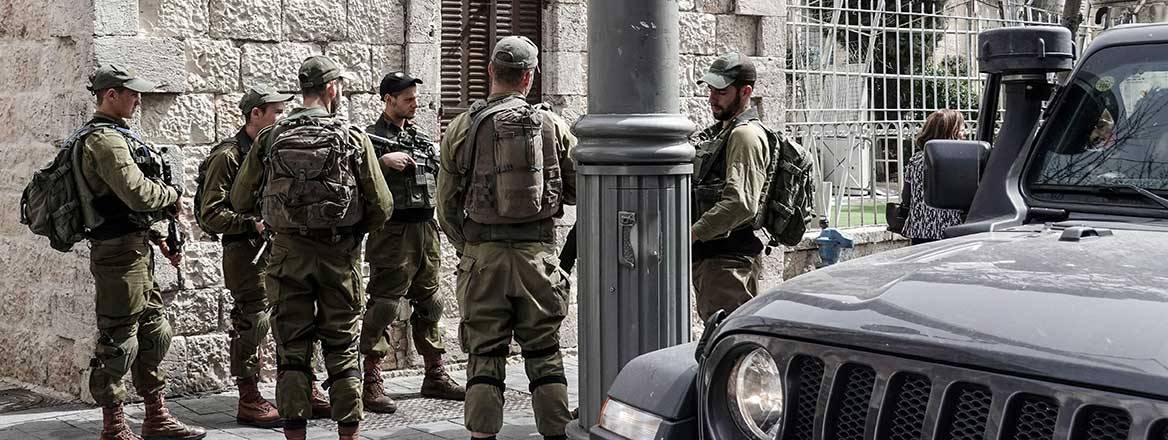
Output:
top-left (79, 64), bottom-right (206, 440)
top-left (358, 71), bottom-right (466, 414)
top-left (194, 84), bottom-right (294, 429)
top-left (691, 52), bottom-right (772, 321)
top-left (231, 56), bottom-right (394, 440)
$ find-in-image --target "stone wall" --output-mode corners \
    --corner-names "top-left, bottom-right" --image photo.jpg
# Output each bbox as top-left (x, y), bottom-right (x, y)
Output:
top-left (0, 0), bottom-right (100, 401)
top-left (0, 0), bottom-right (895, 402)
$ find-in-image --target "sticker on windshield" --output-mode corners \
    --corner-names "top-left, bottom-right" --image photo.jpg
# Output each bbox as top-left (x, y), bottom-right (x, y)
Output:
top-left (1096, 76), bottom-right (1115, 92)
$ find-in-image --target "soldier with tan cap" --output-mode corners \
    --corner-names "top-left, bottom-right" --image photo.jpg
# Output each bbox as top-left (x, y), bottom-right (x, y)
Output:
top-left (80, 64), bottom-right (206, 440)
top-left (231, 56), bottom-right (394, 440)
top-left (437, 36), bottom-right (576, 440)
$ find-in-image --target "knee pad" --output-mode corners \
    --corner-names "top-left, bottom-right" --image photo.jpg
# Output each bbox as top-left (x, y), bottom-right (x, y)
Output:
top-left (527, 374), bottom-right (568, 392)
top-left (322, 368), bottom-right (361, 390)
top-left (409, 293), bottom-right (444, 323)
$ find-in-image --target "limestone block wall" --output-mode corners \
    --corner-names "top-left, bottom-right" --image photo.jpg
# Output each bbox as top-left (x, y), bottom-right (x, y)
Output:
top-left (0, 0), bottom-right (101, 401)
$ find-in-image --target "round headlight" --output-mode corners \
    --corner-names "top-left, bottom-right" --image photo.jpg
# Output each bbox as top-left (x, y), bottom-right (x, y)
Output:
top-left (727, 347), bottom-right (784, 439)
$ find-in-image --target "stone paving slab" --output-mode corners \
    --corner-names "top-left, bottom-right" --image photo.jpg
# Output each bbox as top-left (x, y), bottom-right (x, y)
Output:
top-left (0, 356), bottom-right (578, 439)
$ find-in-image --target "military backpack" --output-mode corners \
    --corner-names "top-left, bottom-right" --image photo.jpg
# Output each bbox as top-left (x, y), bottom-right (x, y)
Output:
top-left (457, 97), bottom-right (563, 225)
top-left (694, 117), bottom-right (817, 247)
top-left (260, 115), bottom-right (365, 232)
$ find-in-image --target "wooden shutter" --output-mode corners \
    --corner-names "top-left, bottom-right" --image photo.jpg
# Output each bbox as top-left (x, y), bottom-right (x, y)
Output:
top-left (439, 0), bottom-right (544, 134)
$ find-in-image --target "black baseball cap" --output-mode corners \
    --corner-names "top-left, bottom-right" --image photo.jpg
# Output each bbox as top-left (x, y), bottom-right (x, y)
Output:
top-left (379, 71), bottom-right (423, 97)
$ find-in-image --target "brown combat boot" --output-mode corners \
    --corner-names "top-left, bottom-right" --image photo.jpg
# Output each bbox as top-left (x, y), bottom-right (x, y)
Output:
top-left (338, 422), bottom-right (359, 440)
top-left (139, 393), bottom-right (206, 440)
top-left (101, 404), bottom-right (142, 440)
top-left (283, 419), bottom-right (307, 440)
top-left (362, 355), bottom-right (397, 414)
top-left (236, 376), bottom-right (282, 428)
top-left (310, 383), bottom-right (331, 419)
top-left (419, 356), bottom-right (466, 401)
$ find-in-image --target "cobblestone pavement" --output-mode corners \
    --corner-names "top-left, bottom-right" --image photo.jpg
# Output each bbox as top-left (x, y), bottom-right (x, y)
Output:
top-left (0, 356), bottom-right (579, 439)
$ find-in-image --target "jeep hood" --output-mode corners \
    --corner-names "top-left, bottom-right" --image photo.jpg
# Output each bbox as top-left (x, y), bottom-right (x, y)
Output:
top-left (725, 224), bottom-right (1168, 398)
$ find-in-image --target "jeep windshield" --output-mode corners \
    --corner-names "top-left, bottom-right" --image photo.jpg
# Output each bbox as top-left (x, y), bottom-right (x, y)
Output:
top-left (1026, 42), bottom-right (1168, 215)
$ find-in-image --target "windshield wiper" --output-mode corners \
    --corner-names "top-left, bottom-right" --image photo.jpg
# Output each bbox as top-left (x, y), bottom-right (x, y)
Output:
top-left (1100, 183), bottom-right (1168, 210)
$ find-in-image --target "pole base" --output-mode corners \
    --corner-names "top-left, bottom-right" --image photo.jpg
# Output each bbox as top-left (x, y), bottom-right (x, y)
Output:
top-left (566, 417), bottom-right (590, 440)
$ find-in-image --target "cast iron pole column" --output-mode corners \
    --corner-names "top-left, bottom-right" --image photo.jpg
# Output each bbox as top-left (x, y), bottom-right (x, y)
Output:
top-left (568, 0), bottom-right (696, 435)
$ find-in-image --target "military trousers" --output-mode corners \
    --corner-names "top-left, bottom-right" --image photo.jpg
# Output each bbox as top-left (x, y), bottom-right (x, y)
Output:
top-left (88, 231), bottom-right (172, 407)
top-left (693, 254), bottom-right (761, 321)
top-left (267, 233), bottom-right (364, 423)
top-left (360, 220), bottom-right (445, 359)
top-left (223, 237), bottom-right (270, 379)
top-left (457, 241), bottom-right (572, 436)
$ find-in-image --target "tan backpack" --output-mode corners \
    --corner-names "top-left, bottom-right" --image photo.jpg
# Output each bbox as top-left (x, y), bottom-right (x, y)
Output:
top-left (260, 115), bottom-right (364, 232)
top-left (457, 98), bottom-right (562, 225)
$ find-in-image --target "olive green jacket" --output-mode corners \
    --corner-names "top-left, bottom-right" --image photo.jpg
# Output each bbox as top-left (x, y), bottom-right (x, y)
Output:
top-left (230, 107), bottom-right (394, 233)
top-left (81, 112), bottom-right (179, 213)
top-left (692, 112), bottom-right (770, 241)
top-left (198, 130), bottom-right (258, 235)
top-left (437, 92), bottom-right (578, 251)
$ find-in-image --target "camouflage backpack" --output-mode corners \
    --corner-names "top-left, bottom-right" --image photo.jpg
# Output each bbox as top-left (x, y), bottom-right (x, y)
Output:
top-left (19, 124), bottom-right (112, 252)
top-left (754, 127), bottom-right (817, 246)
top-left (260, 115), bottom-right (365, 231)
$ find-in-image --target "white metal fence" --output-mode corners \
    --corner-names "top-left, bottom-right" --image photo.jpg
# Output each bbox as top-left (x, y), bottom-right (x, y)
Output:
top-left (783, 0), bottom-right (1096, 228)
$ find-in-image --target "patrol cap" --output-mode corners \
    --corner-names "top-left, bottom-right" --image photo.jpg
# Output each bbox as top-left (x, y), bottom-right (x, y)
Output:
top-left (87, 64), bottom-right (159, 93)
top-left (298, 55), bottom-right (354, 89)
top-left (491, 36), bottom-right (539, 70)
top-left (238, 84), bottom-right (294, 115)
top-left (379, 71), bottom-right (423, 97)
top-left (698, 52), bottom-right (757, 90)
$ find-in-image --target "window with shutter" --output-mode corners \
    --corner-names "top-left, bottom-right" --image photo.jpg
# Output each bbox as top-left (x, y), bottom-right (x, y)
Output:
top-left (439, 0), bottom-right (544, 134)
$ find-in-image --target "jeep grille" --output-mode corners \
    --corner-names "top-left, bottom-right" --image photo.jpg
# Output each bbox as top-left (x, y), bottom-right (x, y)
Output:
top-left (711, 337), bottom-right (1168, 440)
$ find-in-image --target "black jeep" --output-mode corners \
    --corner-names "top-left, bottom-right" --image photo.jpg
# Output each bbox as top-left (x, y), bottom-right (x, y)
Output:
top-left (593, 23), bottom-right (1168, 440)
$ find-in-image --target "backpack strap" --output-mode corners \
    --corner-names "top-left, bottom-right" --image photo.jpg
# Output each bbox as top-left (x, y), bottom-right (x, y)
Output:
top-left (455, 97), bottom-right (530, 175)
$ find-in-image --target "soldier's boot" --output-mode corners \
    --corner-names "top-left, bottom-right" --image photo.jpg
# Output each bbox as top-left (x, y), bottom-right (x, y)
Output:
top-left (283, 419), bottom-right (307, 440)
top-left (236, 376), bottom-right (283, 428)
top-left (362, 355), bottom-right (397, 414)
top-left (310, 383), bottom-right (331, 419)
top-left (419, 355), bottom-right (465, 401)
top-left (338, 423), bottom-right (359, 440)
top-left (139, 393), bottom-right (207, 440)
top-left (101, 404), bottom-right (142, 440)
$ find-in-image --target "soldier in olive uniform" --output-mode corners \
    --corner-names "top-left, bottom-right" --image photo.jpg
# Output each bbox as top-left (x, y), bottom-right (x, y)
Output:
top-left (81, 65), bottom-right (206, 440)
top-left (231, 56), bottom-right (394, 440)
top-left (437, 36), bottom-right (576, 440)
top-left (195, 85), bottom-right (294, 428)
top-left (691, 53), bottom-right (772, 321)
top-left (360, 71), bottom-right (466, 414)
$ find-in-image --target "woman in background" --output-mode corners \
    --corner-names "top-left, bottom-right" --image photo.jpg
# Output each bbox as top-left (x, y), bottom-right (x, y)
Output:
top-left (901, 109), bottom-right (967, 245)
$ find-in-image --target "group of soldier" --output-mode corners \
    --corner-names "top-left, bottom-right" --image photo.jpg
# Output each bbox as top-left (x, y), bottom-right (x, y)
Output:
top-left (69, 30), bottom-right (772, 440)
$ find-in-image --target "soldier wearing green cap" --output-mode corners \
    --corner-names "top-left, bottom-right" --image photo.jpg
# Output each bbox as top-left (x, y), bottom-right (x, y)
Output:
top-left (358, 71), bottom-right (465, 415)
top-left (231, 56), bottom-right (394, 440)
top-left (691, 52), bottom-right (772, 321)
top-left (193, 84), bottom-right (294, 429)
top-left (437, 35), bottom-right (576, 440)
top-left (79, 64), bottom-right (206, 440)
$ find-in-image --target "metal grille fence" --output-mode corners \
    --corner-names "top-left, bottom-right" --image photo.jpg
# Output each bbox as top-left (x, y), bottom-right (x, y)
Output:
top-left (784, 0), bottom-right (1097, 228)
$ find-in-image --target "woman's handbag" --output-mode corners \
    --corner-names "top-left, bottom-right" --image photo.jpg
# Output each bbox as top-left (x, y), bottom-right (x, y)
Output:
top-left (886, 202), bottom-right (910, 234)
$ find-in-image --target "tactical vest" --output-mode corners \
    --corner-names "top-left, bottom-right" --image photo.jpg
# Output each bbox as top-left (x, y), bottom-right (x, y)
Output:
top-left (367, 124), bottom-right (439, 211)
top-left (457, 97), bottom-right (563, 228)
top-left (260, 115), bottom-right (364, 233)
top-left (87, 124), bottom-right (174, 240)
top-left (693, 117), bottom-right (756, 222)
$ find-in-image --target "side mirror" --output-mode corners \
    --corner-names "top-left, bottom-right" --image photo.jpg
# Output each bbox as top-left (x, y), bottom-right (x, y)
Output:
top-left (924, 140), bottom-right (991, 211)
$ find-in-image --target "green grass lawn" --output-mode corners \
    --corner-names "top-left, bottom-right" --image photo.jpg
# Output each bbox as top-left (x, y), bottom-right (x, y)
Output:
top-left (826, 201), bottom-right (889, 229)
